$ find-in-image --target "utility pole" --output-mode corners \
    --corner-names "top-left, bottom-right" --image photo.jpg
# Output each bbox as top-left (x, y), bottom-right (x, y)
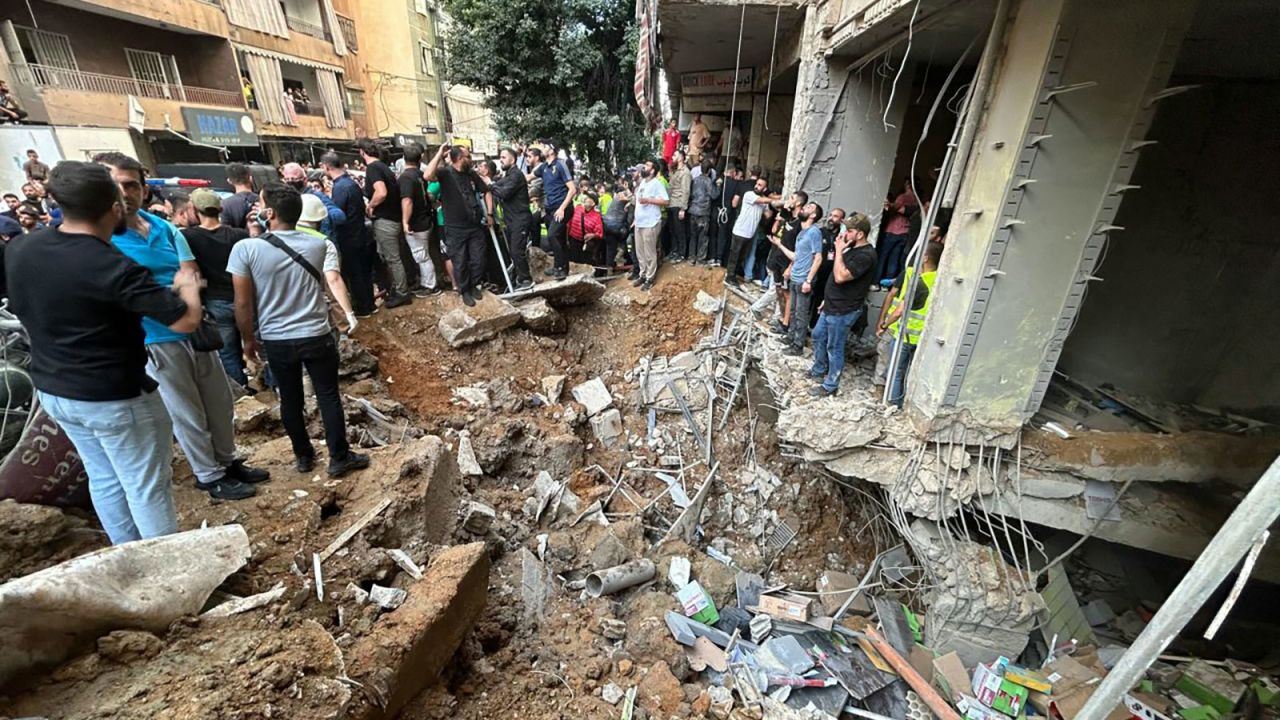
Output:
top-left (1075, 455), bottom-right (1280, 720)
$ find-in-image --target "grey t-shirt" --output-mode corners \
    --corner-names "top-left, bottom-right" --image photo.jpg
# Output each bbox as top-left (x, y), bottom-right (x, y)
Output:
top-left (227, 229), bottom-right (340, 341)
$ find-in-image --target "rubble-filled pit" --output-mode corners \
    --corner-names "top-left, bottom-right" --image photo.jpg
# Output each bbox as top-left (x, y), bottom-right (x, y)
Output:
top-left (0, 262), bottom-right (890, 720)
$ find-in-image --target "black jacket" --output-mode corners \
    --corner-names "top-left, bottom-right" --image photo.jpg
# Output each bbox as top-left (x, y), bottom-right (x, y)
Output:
top-left (490, 169), bottom-right (532, 221)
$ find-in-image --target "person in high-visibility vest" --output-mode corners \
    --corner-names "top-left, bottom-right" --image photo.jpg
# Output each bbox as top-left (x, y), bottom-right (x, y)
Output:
top-left (876, 240), bottom-right (944, 408)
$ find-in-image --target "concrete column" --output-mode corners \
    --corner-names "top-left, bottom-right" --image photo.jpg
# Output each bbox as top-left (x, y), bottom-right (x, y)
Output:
top-left (746, 93), bottom-right (767, 171)
top-left (782, 4), bottom-right (830, 194)
top-left (906, 0), bottom-right (1198, 441)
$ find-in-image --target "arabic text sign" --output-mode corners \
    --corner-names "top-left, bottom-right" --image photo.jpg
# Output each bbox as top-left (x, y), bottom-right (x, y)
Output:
top-left (680, 68), bottom-right (754, 96)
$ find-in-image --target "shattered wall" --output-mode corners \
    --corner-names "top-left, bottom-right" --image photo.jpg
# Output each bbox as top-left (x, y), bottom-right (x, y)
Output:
top-left (1056, 81), bottom-right (1280, 416)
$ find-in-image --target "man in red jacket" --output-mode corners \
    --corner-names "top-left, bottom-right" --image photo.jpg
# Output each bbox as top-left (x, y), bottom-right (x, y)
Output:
top-left (568, 193), bottom-right (605, 274)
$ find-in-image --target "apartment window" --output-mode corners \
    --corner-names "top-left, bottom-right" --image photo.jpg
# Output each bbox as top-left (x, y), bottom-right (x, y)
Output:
top-left (336, 14), bottom-right (358, 52)
top-left (125, 48), bottom-right (182, 96)
top-left (347, 88), bottom-right (366, 114)
top-left (419, 43), bottom-right (435, 76)
top-left (14, 26), bottom-right (78, 70)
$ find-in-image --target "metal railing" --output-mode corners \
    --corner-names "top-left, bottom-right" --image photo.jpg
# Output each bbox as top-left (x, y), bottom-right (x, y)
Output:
top-left (15, 63), bottom-right (243, 107)
top-left (285, 15), bottom-right (331, 40)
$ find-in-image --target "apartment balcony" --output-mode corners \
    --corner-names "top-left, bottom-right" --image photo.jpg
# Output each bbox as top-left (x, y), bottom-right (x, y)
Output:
top-left (19, 64), bottom-right (243, 107)
top-left (251, 109), bottom-right (351, 140)
top-left (285, 15), bottom-right (332, 41)
top-left (74, 0), bottom-right (230, 36)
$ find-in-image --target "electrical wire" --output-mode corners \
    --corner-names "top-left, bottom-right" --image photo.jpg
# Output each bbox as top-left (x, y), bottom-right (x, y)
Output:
top-left (881, 0), bottom-right (921, 131)
top-left (764, 4), bottom-right (780, 131)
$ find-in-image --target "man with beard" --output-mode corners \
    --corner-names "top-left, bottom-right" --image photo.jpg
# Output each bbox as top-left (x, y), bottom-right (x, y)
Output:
top-left (424, 143), bottom-right (491, 307)
top-left (632, 158), bottom-right (669, 291)
top-left (358, 139), bottom-right (411, 308)
top-left (281, 162), bottom-right (344, 240)
top-left (398, 143), bottom-right (441, 296)
top-left (531, 145), bottom-right (576, 279)
top-left (765, 190), bottom-right (807, 333)
top-left (7, 162), bottom-right (203, 543)
top-left (486, 147), bottom-right (535, 290)
top-left (321, 152), bottom-right (376, 317)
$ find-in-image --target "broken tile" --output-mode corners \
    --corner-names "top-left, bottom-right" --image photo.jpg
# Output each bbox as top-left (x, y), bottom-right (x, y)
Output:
top-left (571, 377), bottom-right (613, 416)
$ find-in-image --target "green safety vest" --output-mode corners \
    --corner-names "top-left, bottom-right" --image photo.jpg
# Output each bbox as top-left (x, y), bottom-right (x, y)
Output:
top-left (888, 269), bottom-right (937, 345)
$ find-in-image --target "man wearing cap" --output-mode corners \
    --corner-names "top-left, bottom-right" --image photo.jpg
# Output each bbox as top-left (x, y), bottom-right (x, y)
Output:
top-left (809, 212), bottom-right (878, 397)
top-left (181, 188), bottom-right (252, 388)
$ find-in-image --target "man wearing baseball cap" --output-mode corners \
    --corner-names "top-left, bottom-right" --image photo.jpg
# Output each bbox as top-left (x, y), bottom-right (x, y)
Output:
top-left (181, 187), bottom-right (252, 388)
top-left (809, 211), bottom-right (877, 397)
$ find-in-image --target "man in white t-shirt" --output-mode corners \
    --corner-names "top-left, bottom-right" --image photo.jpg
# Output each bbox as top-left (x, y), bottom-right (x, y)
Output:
top-left (228, 183), bottom-right (369, 479)
top-left (726, 176), bottom-right (780, 287)
top-left (632, 158), bottom-right (669, 291)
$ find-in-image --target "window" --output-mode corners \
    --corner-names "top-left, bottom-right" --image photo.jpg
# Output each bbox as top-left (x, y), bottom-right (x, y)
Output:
top-left (15, 26), bottom-right (78, 70)
top-left (336, 14), bottom-right (358, 52)
top-left (347, 88), bottom-right (366, 114)
top-left (419, 42), bottom-right (435, 76)
top-left (414, 0), bottom-right (430, 16)
top-left (125, 48), bottom-right (182, 98)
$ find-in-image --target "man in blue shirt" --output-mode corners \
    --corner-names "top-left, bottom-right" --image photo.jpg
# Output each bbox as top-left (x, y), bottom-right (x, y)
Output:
top-left (771, 201), bottom-right (824, 356)
top-left (531, 145), bottom-right (577, 279)
top-left (322, 152), bottom-right (376, 317)
top-left (282, 162), bottom-right (344, 240)
top-left (95, 152), bottom-right (270, 501)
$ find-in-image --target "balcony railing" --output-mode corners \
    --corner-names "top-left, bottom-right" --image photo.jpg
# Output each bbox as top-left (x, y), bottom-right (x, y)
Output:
top-left (285, 15), bottom-right (331, 40)
top-left (15, 63), bottom-right (243, 108)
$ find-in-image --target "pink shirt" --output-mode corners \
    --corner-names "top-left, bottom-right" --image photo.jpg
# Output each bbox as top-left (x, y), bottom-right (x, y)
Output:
top-left (885, 190), bottom-right (917, 235)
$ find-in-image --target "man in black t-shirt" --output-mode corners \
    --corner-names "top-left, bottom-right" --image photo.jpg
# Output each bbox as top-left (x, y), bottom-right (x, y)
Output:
top-left (809, 212), bottom-right (877, 397)
top-left (220, 163), bottom-right (259, 229)
top-left (766, 191), bottom-right (807, 333)
top-left (398, 143), bottom-right (440, 297)
top-left (487, 147), bottom-right (535, 290)
top-left (6, 162), bottom-right (203, 544)
top-left (425, 143), bottom-right (492, 307)
top-left (181, 188), bottom-right (251, 386)
top-left (358, 139), bottom-right (411, 308)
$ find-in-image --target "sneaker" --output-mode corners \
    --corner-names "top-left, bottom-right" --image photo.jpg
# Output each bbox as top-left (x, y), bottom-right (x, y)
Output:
top-left (470, 287), bottom-right (485, 302)
top-left (428, 286), bottom-right (444, 296)
top-left (808, 370), bottom-right (827, 380)
top-left (514, 279), bottom-right (535, 291)
top-left (385, 294), bottom-right (412, 309)
top-left (671, 255), bottom-right (684, 264)
top-left (551, 269), bottom-right (568, 280)
top-left (195, 475), bottom-right (256, 500)
top-left (225, 459), bottom-right (270, 484)
top-left (328, 452), bottom-right (371, 478)
top-left (642, 279), bottom-right (654, 291)
top-left (632, 276), bottom-right (645, 288)
top-left (355, 310), bottom-right (375, 319)
top-left (412, 288), bottom-right (433, 298)
top-left (295, 455), bottom-right (316, 473)
top-left (726, 277), bottom-right (741, 288)
top-left (770, 320), bottom-right (787, 335)
top-left (543, 268), bottom-right (560, 277)
top-left (809, 385), bottom-right (836, 398)
top-left (462, 291), bottom-right (476, 307)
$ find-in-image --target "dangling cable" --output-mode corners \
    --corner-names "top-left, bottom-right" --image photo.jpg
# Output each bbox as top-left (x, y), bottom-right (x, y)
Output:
top-left (882, 0), bottom-right (921, 131)
top-left (764, 4), bottom-right (781, 131)
top-left (718, 2), bottom-right (747, 223)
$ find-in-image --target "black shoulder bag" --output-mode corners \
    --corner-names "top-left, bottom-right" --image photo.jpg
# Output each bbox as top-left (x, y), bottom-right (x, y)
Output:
top-left (261, 232), bottom-right (341, 340)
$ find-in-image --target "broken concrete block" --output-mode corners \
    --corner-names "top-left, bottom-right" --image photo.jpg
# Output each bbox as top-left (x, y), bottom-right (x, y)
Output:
top-left (462, 501), bottom-right (496, 535)
top-left (344, 543), bottom-right (489, 720)
top-left (571, 377), bottom-right (613, 416)
top-left (693, 290), bottom-right (723, 315)
top-left (452, 385), bottom-right (491, 408)
top-left (513, 297), bottom-right (566, 335)
top-left (504, 272), bottom-right (606, 308)
top-left (590, 408), bottom-right (624, 448)
top-left (368, 584), bottom-right (407, 610)
top-left (233, 394), bottom-right (272, 432)
top-left (541, 375), bottom-right (566, 403)
top-left (598, 617), bottom-right (628, 640)
top-left (437, 295), bottom-right (521, 348)
top-left (603, 682), bottom-right (625, 705)
top-left (455, 431), bottom-right (483, 477)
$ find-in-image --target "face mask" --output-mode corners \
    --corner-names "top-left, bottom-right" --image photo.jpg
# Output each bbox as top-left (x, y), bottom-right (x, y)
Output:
top-left (286, 179), bottom-right (305, 190)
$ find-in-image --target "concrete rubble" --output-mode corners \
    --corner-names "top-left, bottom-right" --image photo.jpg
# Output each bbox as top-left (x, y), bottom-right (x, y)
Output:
top-left (437, 294), bottom-right (522, 348)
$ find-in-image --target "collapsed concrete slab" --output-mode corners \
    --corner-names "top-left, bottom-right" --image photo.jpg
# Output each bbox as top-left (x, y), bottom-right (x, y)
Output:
top-left (342, 542), bottom-right (490, 720)
top-left (437, 294), bottom-right (521, 348)
top-left (513, 297), bottom-right (566, 335)
top-left (1022, 429), bottom-right (1280, 487)
top-left (502, 273), bottom-right (606, 308)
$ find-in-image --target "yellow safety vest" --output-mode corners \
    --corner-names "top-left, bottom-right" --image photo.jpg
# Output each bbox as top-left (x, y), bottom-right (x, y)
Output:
top-left (887, 269), bottom-right (937, 346)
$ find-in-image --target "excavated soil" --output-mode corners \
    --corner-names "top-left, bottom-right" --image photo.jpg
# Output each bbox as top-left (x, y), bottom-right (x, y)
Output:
top-left (2, 262), bottom-right (889, 720)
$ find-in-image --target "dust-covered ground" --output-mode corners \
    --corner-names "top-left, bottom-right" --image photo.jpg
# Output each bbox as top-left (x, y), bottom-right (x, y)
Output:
top-left (1, 261), bottom-right (888, 720)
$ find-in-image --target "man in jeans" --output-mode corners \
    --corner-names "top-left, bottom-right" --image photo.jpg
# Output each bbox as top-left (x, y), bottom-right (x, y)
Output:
top-left (229, 183), bottom-right (369, 477)
top-left (425, 143), bottom-right (491, 307)
top-left (532, 145), bottom-right (577, 279)
top-left (358, 139), bottom-right (411, 308)
top-left (7, 162), bottom-right (203, 543)
top-left (809, 212), bottom-right (878, 397)
top-left (632, 158), bottom-right (669, 291)
top-left (666, 150), bottom-right (691, 263)
top-left (96, 152), bottom-right (268, 502)
top-left (322, 152), bottom-right (376, 317)
top-left (727, 176), bottom-right (781, 286)
top-left (181, 188), bottom-right (250, 387)
top-left (775, 202), bottom-right (824, 357)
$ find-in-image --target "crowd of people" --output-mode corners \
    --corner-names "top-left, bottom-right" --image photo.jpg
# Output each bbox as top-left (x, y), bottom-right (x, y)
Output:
top-left (0, 117), bottom-right (943, 548)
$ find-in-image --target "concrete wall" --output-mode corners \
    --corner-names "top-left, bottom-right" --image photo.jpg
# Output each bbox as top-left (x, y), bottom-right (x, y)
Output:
top-left (820, 66), bottom-right (912, 224)
top-left (1057, 81), bottom-right (1280, 414)
top-left (72, 0), bottom-right (229, 36)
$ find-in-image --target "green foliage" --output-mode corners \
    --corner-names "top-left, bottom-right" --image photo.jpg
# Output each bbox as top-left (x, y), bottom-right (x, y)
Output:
top-left (440, 0), bottom-right (652, 172)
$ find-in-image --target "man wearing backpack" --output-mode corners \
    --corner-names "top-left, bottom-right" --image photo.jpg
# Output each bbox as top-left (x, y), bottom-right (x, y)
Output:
top-left (228, 183), bottom-right (368, 478)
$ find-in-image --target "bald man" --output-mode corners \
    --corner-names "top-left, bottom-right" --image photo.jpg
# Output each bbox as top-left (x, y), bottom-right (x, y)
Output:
top-left (282, 162), bottom-right (345, 240)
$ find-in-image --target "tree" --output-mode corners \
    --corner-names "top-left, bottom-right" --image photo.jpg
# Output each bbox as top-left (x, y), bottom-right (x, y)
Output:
top-left (440, 0), bottom-right (651, 172)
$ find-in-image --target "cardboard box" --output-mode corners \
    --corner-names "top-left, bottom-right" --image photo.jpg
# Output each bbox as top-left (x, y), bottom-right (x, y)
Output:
top-left (972, 662), bottom-right (1029, 716)
top-left (959, 696), bottom-right (1008, 720)
top-left (757, 592), bottom-right (812, 622)
top-left (1004, 663), bottom-right (1053, 694)
top-left (935, 652), bottom-right (972, 704)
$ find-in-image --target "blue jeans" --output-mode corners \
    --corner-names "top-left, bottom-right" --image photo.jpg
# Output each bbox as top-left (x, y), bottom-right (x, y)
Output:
top-left (207, 299), bottom-right (247, 387)
top-left (889, 338), bottom-right (917, 408)
top-left (810, 308), bottom-right (863, 392)
top-left (876, 232), bottom-right (910, 284)
top-left (38, 390), bottom-right (178, 545)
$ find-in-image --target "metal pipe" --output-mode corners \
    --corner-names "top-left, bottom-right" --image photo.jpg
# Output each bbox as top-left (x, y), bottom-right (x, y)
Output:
top-left (585, 559), bottom-right (656, 597)
top-left (487, 225), bottom-right (514, 293)
top-left (943, 0), bottom-right (1010, 209)
top-left (1074, 455), bottom-right (1280, 720)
